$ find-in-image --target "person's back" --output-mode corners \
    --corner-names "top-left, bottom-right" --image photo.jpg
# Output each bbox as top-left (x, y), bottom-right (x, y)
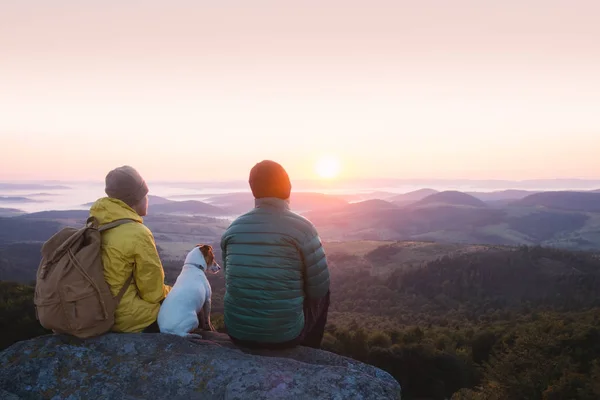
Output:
top-left (90, 166), bottom-right (170, 333)
top-left (221, 160), bottom-right (330, 348)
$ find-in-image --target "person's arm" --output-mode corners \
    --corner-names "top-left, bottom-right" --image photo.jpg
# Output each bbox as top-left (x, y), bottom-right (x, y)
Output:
top-left (133, 228), bottom-right (171, 303)
top-left (300, 225), bottom-right (330, 300)
top-left (220, 234), bottom-right (228, 272)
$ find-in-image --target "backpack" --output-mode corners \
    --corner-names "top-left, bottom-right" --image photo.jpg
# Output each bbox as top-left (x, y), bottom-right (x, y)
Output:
top-left (34, 216), bottom-right (136, 338)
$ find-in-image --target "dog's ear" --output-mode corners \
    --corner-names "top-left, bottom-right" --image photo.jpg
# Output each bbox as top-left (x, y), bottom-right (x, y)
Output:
top-left (198, 244), bottom-right (213, 257)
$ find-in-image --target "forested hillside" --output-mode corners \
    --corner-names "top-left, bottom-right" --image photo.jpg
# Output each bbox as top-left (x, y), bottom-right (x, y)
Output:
top-left (3, 243), bottom-right (600, 399)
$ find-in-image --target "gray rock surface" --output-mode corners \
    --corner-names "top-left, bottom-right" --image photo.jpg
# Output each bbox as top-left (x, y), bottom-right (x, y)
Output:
top-left (0, 333), bottom-right (401, 399)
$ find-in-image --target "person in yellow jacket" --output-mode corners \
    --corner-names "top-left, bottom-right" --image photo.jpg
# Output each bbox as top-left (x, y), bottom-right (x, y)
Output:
top-left (89, 165), bottom-right (171, 333)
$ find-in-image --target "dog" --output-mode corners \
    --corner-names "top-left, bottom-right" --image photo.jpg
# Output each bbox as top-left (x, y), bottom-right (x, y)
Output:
top-left (157, 244), bottom-right (221, 338)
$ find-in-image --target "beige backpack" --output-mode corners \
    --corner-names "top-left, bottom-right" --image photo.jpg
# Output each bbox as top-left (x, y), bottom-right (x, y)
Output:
top-left (34, 217), bottom-right (135, 338)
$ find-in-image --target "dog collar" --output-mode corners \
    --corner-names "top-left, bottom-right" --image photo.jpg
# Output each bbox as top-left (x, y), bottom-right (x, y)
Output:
top-left (186, 263), bottom-right (205, 272)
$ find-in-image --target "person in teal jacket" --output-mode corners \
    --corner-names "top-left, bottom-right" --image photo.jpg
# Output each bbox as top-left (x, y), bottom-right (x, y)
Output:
top-left (221, 160), bottom-right (331, 349)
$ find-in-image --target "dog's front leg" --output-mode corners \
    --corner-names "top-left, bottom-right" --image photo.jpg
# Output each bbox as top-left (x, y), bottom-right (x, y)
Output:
top-left (202, 298), bottom-right (215, 332)
top-left (197, 308), bottom-right (208, 331)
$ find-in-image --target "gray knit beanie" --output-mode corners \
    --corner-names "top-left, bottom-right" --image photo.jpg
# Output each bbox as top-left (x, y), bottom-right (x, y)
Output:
top-left (105, 165), bottom-right (149, 207)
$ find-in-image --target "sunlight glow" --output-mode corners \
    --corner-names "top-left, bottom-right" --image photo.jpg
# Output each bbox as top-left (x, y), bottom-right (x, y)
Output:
top-left (315, 156), bottom-right (341, 179)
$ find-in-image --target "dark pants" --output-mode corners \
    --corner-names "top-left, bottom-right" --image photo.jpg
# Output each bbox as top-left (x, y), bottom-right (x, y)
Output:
top-left (231, 291), bottom-right (331, 350)
top-left (299, 290), bottom-right (330, 348)
top-left (142, 299), bottom-right (164, 333)
top-left (143, 320), bottom-right (160, 333)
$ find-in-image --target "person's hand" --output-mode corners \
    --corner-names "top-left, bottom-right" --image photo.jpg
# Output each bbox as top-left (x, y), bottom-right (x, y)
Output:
top-left (197, 308), bottom-right (216, 331)
top-left (199, 317), bottom-right (215, 331)
top-left (202, 320), bottom-right (216, 332)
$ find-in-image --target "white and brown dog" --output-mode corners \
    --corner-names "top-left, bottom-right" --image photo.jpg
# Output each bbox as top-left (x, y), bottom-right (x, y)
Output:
top-left (157, 244), bottom-right (221, 337)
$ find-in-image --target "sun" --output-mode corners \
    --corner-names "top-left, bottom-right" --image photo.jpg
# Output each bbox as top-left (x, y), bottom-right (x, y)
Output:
top-left (315, 156), bottom-right (341, 179)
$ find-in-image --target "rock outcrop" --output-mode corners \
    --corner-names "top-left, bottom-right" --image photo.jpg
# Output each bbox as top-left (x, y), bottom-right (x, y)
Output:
top-left (0, 333), bottom-right (401, 399)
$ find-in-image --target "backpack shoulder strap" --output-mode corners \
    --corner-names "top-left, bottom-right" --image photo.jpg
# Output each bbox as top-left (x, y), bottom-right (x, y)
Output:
top-left (94, 218), bottom-right (136, 304)
top-left (98, 218), bottom-right (136, 303)
top-left (98, 218), bottom-right (137, 232)
top-left (115, 274), bottom-right (134, 304)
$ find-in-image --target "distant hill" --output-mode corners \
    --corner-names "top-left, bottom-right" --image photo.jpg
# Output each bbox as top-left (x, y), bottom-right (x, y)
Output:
top-left (345, 199), bottom-right (398, 212)
top-left (386, 206), bottom-right (504, 241)
top-left (505, 210), bottom-right (589, 242)
top-left (410, 191), bottom-right (488, 208)
top-left (204, 192), bottom-right (253, 213)
top-left (515, 191), bottom-right (600, 213)
top-left (306, 201), bottom-right (505, 244)
top-left (389, 189), bottom-right (438, 205)
top-left (0, 217), bottom-right (63, 246)
top-left (468, 190), bottom-right (539, 202)
top-left (0, 196), bottom-right (44, 204)
top-left (205, 192), bottom-right (348, 214)
top-left (389, 189), bottom-right (537, 206)
top-left (335, 191), bottom-right (397, 202)
top-left (20, 210), bottom-right (89, 220)
top-left (281, 192), bottom-right (348, 212)
top-left (21, 193), bottom-right (58, 197)
top-left (0, 208), bottom-right (24, 217)
top-left (83, 195), bottom-right (174, 208)
top-left (151, 200), bottom-right (226, 216)
top-left (169, 194), bottom-right (220, 200)
top-left (148, 195), bottom-right (175, 205)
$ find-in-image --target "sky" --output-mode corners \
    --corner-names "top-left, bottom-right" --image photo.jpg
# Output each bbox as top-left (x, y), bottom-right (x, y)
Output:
top-left (1, 0), bottom-right (599, 182)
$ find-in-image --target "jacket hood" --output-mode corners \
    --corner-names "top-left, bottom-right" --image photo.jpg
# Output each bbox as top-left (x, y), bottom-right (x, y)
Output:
top-left (89, 197), bottom-right (143, 225)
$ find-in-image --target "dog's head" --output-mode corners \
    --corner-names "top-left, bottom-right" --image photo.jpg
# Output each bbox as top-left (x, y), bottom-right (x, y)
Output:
top-left (184, 244), bottom-right (221, 274)
top-left (197, 244), bottom-right (221, 274)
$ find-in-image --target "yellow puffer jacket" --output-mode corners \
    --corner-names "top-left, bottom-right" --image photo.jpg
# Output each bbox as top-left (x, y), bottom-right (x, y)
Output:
top-left (90, 197), bottom-right (171, 333)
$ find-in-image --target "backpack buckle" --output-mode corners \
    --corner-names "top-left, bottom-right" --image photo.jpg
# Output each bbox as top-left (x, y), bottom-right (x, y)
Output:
top-left (86, 216), bottom-right (99, 229)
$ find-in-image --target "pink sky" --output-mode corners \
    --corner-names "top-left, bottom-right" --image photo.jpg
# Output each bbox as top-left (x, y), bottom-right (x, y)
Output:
top-left (1, 1), bottom-right (599, 181)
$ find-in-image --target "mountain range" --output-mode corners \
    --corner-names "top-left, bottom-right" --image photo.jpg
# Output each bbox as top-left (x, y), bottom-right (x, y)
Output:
top-left (79, 193), bottom-right (348, 217)
top-left (1, 188), bottom-right (600, 275)
top-left (305, 190), bottom-right (600, 251)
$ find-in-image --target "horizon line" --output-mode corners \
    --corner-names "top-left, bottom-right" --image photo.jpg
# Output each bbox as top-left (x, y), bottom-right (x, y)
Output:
top-left (2, 178), bottom-right (600, 184)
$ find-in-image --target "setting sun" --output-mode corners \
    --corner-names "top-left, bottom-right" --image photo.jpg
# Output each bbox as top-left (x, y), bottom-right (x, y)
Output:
top-left (315, 156), bottom-right (341, 179)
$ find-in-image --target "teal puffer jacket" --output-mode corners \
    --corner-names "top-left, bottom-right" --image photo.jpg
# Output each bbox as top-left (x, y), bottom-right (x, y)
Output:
top-left (220, 197), bottom-right (330, 344)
